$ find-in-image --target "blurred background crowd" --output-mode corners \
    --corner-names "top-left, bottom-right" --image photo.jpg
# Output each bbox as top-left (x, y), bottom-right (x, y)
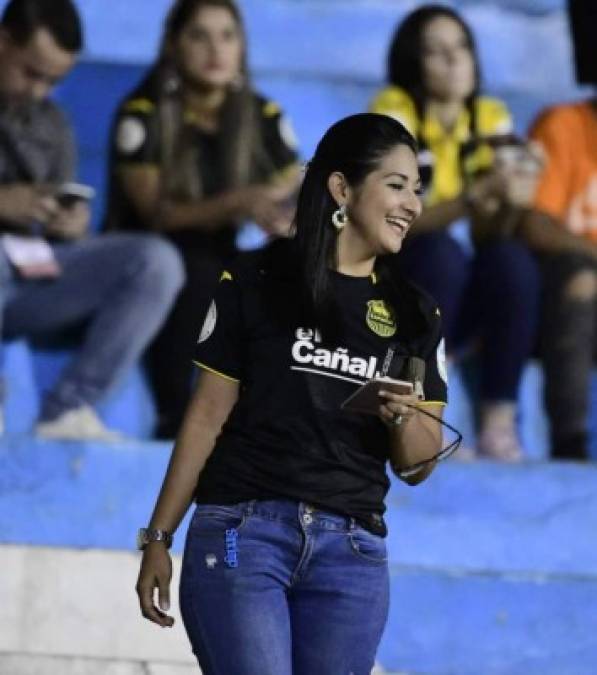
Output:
top-left (0, 0), bottom-right (595, 463)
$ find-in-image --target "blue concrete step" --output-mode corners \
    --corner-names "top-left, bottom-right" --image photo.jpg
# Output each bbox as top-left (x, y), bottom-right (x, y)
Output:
top-left (4, 439), bottom-right (595, 559)
top-left (386, 461), bottom-right (597, 576)
top-left (0, 436), bottom-right (184, 550)
top-left (378, 462), bottom-right (597, 674)
top-left (381, 568), bottom-right (597, 675)
top-left (1, 438), bottom-right (596, 673)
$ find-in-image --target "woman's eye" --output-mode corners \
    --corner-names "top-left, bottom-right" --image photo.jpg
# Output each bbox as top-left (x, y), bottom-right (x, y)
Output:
top-left (388, 183), bottom-right (404, 191)
top-left (415, 187), bottom-right (424, 196)
top-left (187, 28), bottom-right (208, 42)
top-left (221, 29), bottom-right (238, 42)
top-left (422, 47), bottom-right (440, 58)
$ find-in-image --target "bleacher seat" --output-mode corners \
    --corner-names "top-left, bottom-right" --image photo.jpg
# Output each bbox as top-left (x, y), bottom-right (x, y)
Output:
top-left (5, 58), bottom-right (584, 452)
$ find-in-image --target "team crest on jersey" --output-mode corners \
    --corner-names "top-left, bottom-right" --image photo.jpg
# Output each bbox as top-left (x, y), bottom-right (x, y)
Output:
top-left (366, 300), bottom-right (396, 337)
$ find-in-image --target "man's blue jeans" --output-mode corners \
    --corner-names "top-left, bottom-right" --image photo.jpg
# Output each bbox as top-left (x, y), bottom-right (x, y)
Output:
top-left (1, 233), bottom-right (184, 421)
top-left (180, 499), bottom-right (390, 675)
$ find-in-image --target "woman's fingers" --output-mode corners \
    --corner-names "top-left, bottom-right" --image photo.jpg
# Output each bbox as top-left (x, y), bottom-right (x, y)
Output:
top-left (378, 392), bottom-right (420, 426)
top-left (136, 573), bottom-right (174, 627)
top-left (158, 576), bottom-right (171, 613)
top-left (379, 401), bottom-right (408, 425)
top-left (379, 403), bottom-right (398, 424)
top-left (379, 391), bottom-right (418, 410)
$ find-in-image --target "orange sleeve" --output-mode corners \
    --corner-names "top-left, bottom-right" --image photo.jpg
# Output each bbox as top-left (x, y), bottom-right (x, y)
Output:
top-left (529, 108), bottom-right (575, 221)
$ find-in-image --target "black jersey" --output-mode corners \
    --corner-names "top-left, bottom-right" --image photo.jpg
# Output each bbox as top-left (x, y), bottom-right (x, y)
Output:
top-left (105, 84), bottom-right (299, 256)
top-left (193, 243), bottom-right (447, 535)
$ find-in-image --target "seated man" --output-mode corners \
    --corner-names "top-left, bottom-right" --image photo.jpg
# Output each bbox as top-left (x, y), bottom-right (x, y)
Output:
top-left (0, 0), bottom-right (184, 440)
top-left (521, 95), bottom-right (597, 459)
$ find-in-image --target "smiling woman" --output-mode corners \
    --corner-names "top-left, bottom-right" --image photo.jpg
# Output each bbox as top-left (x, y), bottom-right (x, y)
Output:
top-left (135, 113), bottom-right (450, 675)
top-left (330, 144), bottom-right (423, 266)
top-left (370, 4), bottom-right (542, 461)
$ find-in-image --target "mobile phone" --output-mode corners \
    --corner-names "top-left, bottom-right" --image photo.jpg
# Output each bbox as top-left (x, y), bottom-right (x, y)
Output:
top-left (341, 376), bottom-right (414, 416)
top-left (56, 182), bottom-right (96, 207)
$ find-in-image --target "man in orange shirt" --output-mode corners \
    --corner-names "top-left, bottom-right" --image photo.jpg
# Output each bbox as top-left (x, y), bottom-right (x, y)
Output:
top-left (521, 98), bottom-right (597, 459)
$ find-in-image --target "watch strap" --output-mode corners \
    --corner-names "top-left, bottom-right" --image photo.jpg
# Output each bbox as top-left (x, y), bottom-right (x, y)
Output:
top-left (138, 527), bottom-right (173, 550)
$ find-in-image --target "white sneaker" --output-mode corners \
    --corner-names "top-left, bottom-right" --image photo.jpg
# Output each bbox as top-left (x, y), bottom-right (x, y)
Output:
top-left (36, 405), bottom-right (124, 442)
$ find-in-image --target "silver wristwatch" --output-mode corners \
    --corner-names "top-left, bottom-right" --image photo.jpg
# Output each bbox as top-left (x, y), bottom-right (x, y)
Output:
top-left (137, 528), bottom-right (173, 550)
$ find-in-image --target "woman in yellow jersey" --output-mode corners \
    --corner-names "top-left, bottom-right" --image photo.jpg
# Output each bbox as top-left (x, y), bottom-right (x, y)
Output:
top-left (371, 4), bottom-right (541, 460)
top-left (106, 0), bottom-right (301, 437)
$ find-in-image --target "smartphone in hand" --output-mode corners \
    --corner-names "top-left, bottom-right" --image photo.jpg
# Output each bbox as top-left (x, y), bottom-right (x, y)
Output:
top-left (341, 376), bottom-right (414, 415)
top-left (55, 182), bottom-right (96, 208)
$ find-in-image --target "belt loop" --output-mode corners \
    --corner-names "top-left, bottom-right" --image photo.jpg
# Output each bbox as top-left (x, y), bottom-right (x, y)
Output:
top-left (245, 499), bottom-right (256, 517)
top-left (349, 517), bottom-right (356, 531)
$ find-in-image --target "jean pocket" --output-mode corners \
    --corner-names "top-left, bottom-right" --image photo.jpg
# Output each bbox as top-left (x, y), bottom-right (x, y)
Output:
top-left (348, 527), bottom-right (388, 564)
top-left (188, 503), bottom-right (248, 536)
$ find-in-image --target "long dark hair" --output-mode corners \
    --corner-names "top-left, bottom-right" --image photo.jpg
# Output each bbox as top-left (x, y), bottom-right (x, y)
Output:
top-left (386, 4), bottom-right (481, 135)
top-left (293, 113), bottom-right (418, 338)
top-left (139, 0), bottom-right (271, 200)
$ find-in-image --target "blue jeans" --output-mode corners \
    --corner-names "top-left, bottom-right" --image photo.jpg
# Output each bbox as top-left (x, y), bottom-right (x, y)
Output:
top-left (180, 499), bottom-right (390, 675)
top-left (539, 253), bottom-right (596, 458)
top-left (400, 232), bottom-right (540, 400)
top-left (1, 233), bottom-right (184, 420)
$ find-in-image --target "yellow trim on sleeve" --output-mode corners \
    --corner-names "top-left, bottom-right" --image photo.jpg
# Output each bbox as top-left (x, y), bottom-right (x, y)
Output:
top-left (123, 98), bottom-right (155, 114)
top-left (417, 400), bottom-right (447, 407)
top-left (220, 270), bottom-right (233, 282)
top-left (263, 100), bottom-right (281, 117)
top-left (192, 361), bottom-right (240, 383)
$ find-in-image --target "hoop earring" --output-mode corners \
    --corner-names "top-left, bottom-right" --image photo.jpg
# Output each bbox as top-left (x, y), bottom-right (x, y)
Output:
top-left (332, 204), bottom-right (347, 231)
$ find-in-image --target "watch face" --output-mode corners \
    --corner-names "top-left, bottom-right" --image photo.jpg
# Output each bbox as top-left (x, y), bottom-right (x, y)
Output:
top-left (137, 528), bottom-right (172, 550)
top-left (137, 528), bottom-right (149, 550)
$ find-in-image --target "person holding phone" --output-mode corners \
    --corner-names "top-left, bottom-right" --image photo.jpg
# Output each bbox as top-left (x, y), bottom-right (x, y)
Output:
top-left (136, 113), bottom-right (448, 675)
top-left (369, 5), bottom-right (542, 460)
top-left (0, 0), bottom-right (184, 439)
top-left (106, 0), bottom-right (301, 438)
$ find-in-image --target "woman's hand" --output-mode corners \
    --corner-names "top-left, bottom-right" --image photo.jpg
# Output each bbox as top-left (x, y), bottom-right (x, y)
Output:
top-left (136, 543), bottom-right (175, 628)
top-left (495, 141), bottom-right (544, 209)
top-left (499, 165), bottom-right (541, 210)
top-left (44, 201), bottom-right (90, 240)
top-left (378, 390), bottom-right (422, 428)
top-left (236, 184), bottom-right (291, 234)
top-left (0, 184), bottom-right (59, 225)
top-left (465, 170), bottom-right (507, 217)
